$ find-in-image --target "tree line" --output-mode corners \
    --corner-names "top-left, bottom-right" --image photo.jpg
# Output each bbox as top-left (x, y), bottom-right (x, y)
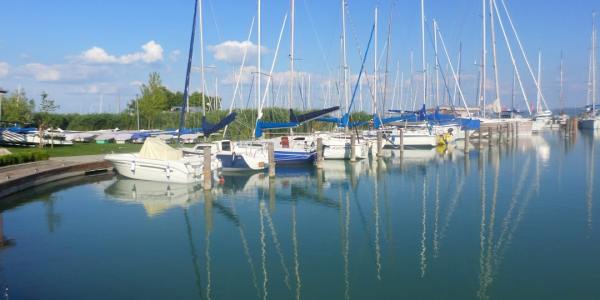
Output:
top-left (1, 72), bottom-right (372, 140)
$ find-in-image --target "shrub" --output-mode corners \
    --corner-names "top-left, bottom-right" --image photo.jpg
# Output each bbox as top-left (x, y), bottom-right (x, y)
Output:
top-left (0, 150), bottom-right (49, 167)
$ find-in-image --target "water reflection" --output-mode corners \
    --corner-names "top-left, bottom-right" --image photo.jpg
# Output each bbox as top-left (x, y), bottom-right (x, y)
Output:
top-left (105, 179), bottom-right (204, 217)
top-left (2, 133), bottom-right (600, 299)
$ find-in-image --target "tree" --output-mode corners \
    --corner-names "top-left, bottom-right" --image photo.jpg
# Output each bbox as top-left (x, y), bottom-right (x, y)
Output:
top-left (38, 91), bottom-right (60, 148)
top-left (132, 72), bottom-right (168, 128)
top-left (0, 89), bottom-right (35, 124)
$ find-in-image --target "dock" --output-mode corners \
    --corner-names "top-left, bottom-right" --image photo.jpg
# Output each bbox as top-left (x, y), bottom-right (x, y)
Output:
top-left (0, 155), bottom-right (112, 199)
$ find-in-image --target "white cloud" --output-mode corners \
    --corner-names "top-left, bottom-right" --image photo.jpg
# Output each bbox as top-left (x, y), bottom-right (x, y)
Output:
top-left (129, 80), bottom-right (143, 87)
top-left (169, 50), bottom-right (181, 62)
top-left (208, 40), bottom-right (267, 64)
top-left (22, 63), bottom-right (61, 81)
top-left (79, 40), bottom-right (164, 64)
top-left (0, 62), bottom-right (8, 78)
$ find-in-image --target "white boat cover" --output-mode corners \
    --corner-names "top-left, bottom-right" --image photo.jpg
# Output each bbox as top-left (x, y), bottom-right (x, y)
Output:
top-left (138, 137), bottom-right (183, 161)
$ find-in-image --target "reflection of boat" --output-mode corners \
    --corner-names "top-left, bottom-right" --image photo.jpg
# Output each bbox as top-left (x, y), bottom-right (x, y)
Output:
top-left (105, 178), bottom-right (203, 216)
top-left (105, 138), bottom-right (220, 184)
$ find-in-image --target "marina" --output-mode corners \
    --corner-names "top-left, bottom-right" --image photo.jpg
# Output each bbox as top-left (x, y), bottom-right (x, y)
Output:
top-left (1, 0), bottom-right (600, 298)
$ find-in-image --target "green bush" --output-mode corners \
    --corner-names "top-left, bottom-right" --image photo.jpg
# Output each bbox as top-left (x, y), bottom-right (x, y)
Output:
top-left (0, 150), bottom-right (49, 167)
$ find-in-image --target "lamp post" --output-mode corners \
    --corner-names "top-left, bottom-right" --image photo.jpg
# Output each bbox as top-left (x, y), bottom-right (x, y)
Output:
top-left (0, 88), bottom-right (7, 123)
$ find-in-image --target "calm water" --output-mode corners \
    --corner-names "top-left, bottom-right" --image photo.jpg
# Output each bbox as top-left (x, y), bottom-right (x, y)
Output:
top-left (1, 131), bottom-right (599, 299)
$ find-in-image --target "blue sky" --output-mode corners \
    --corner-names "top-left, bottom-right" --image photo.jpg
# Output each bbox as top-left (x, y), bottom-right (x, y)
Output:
top-left (0, 0), bottom-right (598, 113)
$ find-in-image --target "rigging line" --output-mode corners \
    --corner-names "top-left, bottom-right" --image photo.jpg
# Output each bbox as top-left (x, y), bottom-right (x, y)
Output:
top-left (301, 0), bottom-right (333, 76)
top-left (206, 0), bottom-right (222, 42)
top-left (228, 199), bottom-right (261, 298)
top-left (426, 21), bottom-right (456, 111)
top-left (264, 209), bottom-right (292, 290)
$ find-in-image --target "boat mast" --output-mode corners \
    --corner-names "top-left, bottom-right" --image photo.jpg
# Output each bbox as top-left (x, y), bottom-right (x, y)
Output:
top-left (559, 51), bottom-right (564, 115)
top-left (593, 12), bottom-right (597, 113)
top-left (421, 0), bottom-right (427, 106)
top-left (178, 0), bottom-right (199, 141)
top-left (489, 0), bottom-right (501, 117)
top-left (536, 51), bottom-right (542, 114)
top-left (199, 0), bottom-right (206, 116)
top-left (342, 0), bottom-right (350, 114)
top-left (433, 20), bottom-right (439, 107)
top-left (374, 7), bottom-right (378, 115)
top-left (289, 0), bottom-right (295, 110)
top-left (481, 0), bottom-right (487, 117)
top-left (258, 0), bottom-right (261, 113)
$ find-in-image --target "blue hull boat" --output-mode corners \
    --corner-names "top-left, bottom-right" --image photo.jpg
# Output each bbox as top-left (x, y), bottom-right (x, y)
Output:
top-left (274, 150), bottom-right (316, 165)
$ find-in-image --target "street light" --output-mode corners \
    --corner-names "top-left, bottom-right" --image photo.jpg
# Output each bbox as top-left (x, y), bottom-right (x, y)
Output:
top-left (0, 88), bottom-right (7, 123)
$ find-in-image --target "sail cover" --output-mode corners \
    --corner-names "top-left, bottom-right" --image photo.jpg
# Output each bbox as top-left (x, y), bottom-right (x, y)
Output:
top-left (202, 112), bottom-right (237, 136)
top-left (289, 106), bottom-right (340, 123)
top-left (139, 137), bottom-right (183, 161)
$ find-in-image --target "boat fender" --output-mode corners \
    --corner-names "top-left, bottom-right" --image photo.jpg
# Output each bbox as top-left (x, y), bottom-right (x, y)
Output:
top-left (165, 165), bottom-right (171, 179)
top-left (130, 161), bottom-right (136, 173)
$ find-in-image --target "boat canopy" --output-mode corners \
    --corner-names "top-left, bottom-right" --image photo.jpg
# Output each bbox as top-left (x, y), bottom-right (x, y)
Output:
top-left (138, 137), bottom-right (183, 161)
top-left (289, 106), bottom-right (340, 123)
top-left (202, 112), bottom-right (237, 136)
top-left (254, 121), bottom-right (299, 138)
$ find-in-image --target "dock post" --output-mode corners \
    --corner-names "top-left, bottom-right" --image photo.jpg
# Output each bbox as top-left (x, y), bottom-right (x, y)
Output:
top-left (376, 131), bottom-right (383, 158)
top-left (497, 125), bottom-right (502, 144)
top-left (203, 146), bottom-right (212, 190)
top-left (464, 128), bottom-right (470, 153)
top-left (350, 133), bottom-right (357, 162)
top-left (316, 137), bottom-right (323, 168)
top-left (515, 121), bottom-right (520, 139)
top-left (399, 129), bottom-right (404, 152)
top-left (488, 128), bottom-right (494, 147)
top-left (268, 142), bottom-right (276, 177)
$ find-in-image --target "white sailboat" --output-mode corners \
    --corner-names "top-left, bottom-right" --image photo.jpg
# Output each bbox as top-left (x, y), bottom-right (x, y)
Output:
top-left (580, 12), bottom-right (600, 130)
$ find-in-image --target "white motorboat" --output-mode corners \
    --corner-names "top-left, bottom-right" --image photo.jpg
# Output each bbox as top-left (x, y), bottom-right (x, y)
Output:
top-left (185, 140), bottom-right (268, 172)
top-left (318, 133), bottom-right (368, 160)
top-left (105, 138), bottom-right (221, 184)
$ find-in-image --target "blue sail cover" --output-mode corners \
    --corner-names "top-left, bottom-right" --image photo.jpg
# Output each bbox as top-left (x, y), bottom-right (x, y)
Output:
top-left (289, 106), bottom-right (340, 123)
top-left (254, 121), bottom-right (300, 138)
top-left (458, 118), bottom-right (481, 130)
top-left (202, 112), bottom-right (237, 136)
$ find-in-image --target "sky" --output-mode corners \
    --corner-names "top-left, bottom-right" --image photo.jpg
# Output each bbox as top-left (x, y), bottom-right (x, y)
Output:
top-left (0, 0), bottom-right (598, 114)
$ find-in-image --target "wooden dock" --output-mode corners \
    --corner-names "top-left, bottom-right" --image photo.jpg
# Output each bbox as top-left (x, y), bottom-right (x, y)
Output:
top-left (0, 155), bottom-right (112, 199)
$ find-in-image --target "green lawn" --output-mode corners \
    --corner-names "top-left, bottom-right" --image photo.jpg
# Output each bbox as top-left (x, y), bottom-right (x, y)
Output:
top-left (4, 143), bottom-right (142, 157)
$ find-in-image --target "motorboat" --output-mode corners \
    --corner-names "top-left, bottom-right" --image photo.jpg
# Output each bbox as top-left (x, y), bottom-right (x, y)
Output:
top-left (105, 137), bottom-right (221, 184)
top-left (185, 140), bottom-right (268, 172)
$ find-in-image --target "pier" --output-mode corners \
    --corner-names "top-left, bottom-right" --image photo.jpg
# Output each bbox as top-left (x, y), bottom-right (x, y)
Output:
top-left (0, 155), bottom-right (112, 199)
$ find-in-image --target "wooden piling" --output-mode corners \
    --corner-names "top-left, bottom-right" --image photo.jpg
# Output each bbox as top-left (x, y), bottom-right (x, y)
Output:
top-left (268, 142), bottom-right (276, 177)
top-left (316, 137), bottom-right (323, 168)
top-left (350, 134), bottom-right (357, 162)
top-left (399, 129), bottom-right (404, 152)
top-left (203, 146), bottom-right (212, 190)
top-left (464, 129), bottom-right (470, 153)
top-left (488, 128), bottom-right (494, 146)
top-left (376, 131), bottom-right (383, 158)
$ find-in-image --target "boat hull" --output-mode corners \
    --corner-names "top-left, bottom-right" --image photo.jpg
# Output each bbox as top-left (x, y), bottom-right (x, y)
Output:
top-left (579, 119), bottom-right (600, 129)
top-left (105, 154), bottom-right (208, 184)
top-left (274, 150), bottom-right (316, 165)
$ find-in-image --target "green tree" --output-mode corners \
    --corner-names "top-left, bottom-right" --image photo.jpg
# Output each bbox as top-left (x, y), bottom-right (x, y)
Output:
top-left (0, 89), bottom-right (35, 124)
top-left (132, 72), bottom-right (168, 128)
top-left (38, 91), bottom-right (60, 148)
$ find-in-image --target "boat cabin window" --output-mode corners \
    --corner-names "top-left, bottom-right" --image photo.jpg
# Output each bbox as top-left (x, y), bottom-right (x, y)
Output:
top-left (221, 141), bottom-right (231, 151)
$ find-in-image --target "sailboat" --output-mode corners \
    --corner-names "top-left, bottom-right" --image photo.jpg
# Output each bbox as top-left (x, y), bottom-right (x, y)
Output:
top-left (531, 51), bottom-right (553, 132)
top-left (251, 0), bottom-right (340, 164)
top-left (580, 12), bottom-right (600, 130)
top-left (105, 0), bottom-right (222, 183)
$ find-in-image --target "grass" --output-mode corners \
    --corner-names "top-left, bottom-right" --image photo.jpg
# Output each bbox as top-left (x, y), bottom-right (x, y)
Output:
top-left (4, 143), bottom-right (142, 157)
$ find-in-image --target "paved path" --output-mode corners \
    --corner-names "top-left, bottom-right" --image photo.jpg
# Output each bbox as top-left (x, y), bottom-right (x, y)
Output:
top-left (0, 155), bottom-right (112, 198)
